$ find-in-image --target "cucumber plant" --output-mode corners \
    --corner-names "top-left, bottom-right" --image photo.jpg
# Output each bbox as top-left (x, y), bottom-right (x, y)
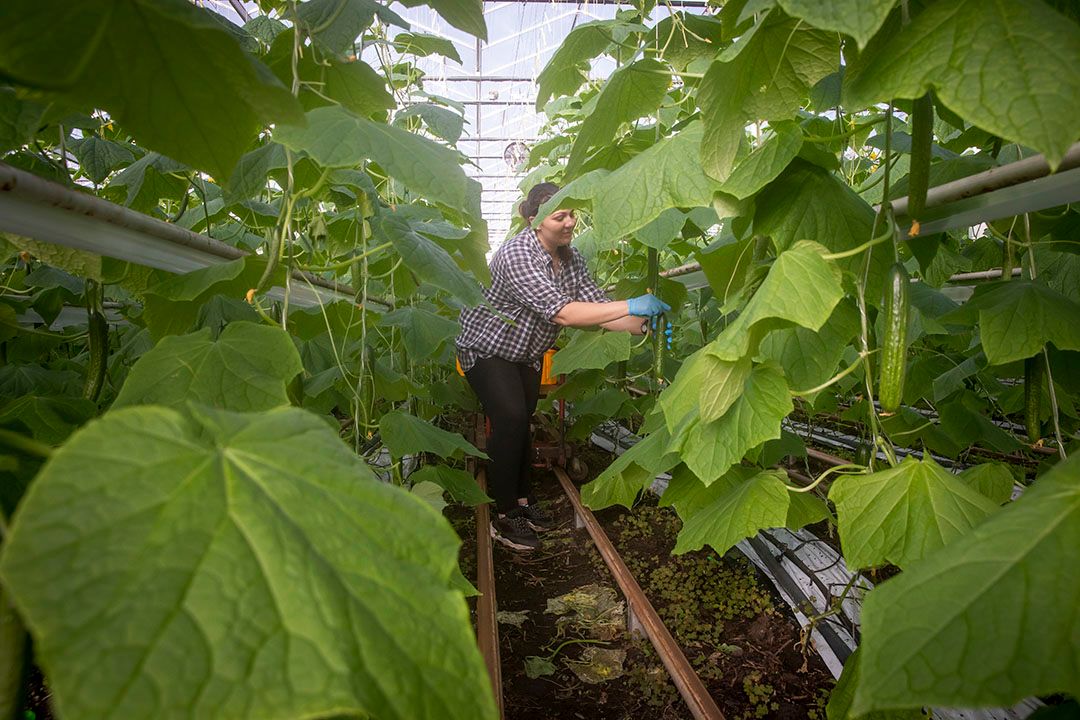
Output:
top-left (526, 2), bottom-right (1080, 717)
top-left (0, 2), bottom-right (497, 719)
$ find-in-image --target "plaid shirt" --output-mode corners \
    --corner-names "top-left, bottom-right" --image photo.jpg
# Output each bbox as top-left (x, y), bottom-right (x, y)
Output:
top-left (456, 226), bottom-right (610, 371)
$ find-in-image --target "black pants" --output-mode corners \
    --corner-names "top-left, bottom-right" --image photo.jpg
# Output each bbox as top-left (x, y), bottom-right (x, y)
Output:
top-left (465, 356), bottom-right (542, 513)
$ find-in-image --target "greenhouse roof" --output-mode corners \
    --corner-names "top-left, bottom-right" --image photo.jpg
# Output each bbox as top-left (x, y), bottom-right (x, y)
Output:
top-left (215, 0), bottom-right (710, 252)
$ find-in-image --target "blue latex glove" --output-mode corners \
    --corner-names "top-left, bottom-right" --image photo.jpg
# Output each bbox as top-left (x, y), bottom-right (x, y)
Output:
top-left (627, 293), bottom-right (671, 317)
top-left (650, 318), bottom-right (674, 350)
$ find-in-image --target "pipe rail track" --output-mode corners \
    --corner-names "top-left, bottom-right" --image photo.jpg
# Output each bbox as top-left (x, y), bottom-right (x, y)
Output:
top-left (553, 466), bottom-right (726, 720)
top-left (468, 421), bottom-right (725, 719)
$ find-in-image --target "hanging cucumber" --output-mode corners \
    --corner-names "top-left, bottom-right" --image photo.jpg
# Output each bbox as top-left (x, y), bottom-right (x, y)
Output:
top-left (854, 439), bottom-right (874, 468)
top-left (1024, 354), bottom-right (1044, 442)
top-left (83, 280), bottom-right (108, 402)
top-left (907, 93), bottom-right (934, 219)
top-left (878, 263), bottom-right (909, 413)
top-left (647, 249), bottom-right (663, 387)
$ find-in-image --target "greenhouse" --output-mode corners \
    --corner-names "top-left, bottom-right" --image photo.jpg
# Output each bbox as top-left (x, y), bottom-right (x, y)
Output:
top-left (0, 1), bottom-right (1078, 719)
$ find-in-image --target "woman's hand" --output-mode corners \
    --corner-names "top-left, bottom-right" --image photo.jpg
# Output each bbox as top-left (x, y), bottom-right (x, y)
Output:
top-left (627, 293), bottom-right (671, 317)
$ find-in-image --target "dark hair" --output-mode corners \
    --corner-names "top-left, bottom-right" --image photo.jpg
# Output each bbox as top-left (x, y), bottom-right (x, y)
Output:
top-left (519, 182), bottom-right (561, 220)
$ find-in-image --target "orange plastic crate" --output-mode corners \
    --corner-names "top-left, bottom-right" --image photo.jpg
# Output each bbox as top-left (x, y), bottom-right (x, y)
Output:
top-left (455, 349), bottom-right (559, 385)
top-left (541, 348), bottom-right (559, 386)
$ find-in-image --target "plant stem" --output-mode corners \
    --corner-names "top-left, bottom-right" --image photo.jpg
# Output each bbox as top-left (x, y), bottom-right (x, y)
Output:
top-left (0, 429), bottom-right (52, 460)
top-left (299, 242), bottom-right (392, 272)
top-left (821, 225), bottom-right (892, 260)
top-left (1024, 214), bottom-right (1068, 459)
top-left (785, 463), bottom-right (865, 494)
top-left (790, 351), bottom-right (874, 396)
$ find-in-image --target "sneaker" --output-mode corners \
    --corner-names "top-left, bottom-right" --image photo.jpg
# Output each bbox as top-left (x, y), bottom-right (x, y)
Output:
top-left (490, 511), bottom-right (540, 551)
top-left (519, 503), bottom-right (556, 532)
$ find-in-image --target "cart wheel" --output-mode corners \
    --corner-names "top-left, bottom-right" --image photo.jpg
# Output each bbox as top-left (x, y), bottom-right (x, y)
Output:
top-left (568, 456), bottom-right (589, 482)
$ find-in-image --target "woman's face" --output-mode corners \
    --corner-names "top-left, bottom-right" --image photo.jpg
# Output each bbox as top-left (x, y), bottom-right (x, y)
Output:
top-left (534, 208), bottom-right (577, 246)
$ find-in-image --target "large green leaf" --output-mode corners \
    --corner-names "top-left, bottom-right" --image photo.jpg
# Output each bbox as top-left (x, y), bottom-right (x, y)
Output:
top-left (633, 209), bottom-right (688, 251)
top-left (398, 0), bottom-right (486, 41)
top-left (395, 103), bottom-right (464, 144)
top-left (699, 12), bottom-right (836, 181)
top-left (0, 405), bottom-right (496, 720)
top-left (380, 306), bottom-right (459, 360)
top-left (323, 59), bottom-right (396, 119)
top-left (0, 87), bottom-right (44, 154)
top-left (957, 462), bottom-right (1014, 505)
top-left (696, 235), bottom-right (756, 303)
top-left (844, 0), bottom-right (1080, 169)
top-left (141, 258), bottom-right (277, 340)
top-left (673, 468), bottom-right (791, 555)
top-left (409, 465), bottom-right (492, 506)
top-left (659, 350), bottom-right (752, 430)
top-left (70, 137), bottom-right (136, 185)
top-left (828, 455), bottom-right (999, 570)
top-left (295, 0), bottom-right (408, 54)
top-left (0, 366), bottom-right (81, 399)
top-left (590, 123), bottom-right (721, 243)
top-left (754, 160), bottom-right (892, 300)
top-left (275, 106), bottom-right (482, 220)
top-left (776, 0), bottom-right (896, 49)
top-left (938, 396), bottom-right (1025, 454)
top-left (581, 427), bottom-right (679, 510)
top-left (675, 363), bottom-right (793, 484)
top-left (565, 59), bottom-right (670, 175)
top-left (0, 0), bottom-right (303, 180)
top-left (550, 330), bottom-right (631, 375)
top-left (1032, 246), bottom-right (1080, 304)
top-left (392, 32), bottom-right (462, 63)
top-left (535, 20), bottom-right (615, 109)
top-left (105, 151), bottom-right (189, 213)
top-left (113, 323), bottom-right (302, 412)
top-left (717, 121), bottom-right (804, 200)
top-left (224, 143), bottom-right (289, 203)
top-left (0, 396), bottom-right (96, 445)
top-left (380, 410), bottom-right (486, 460)
top-left (647, 13), bottom-right (725, 70)
top-left (853, 454), bottom-right (1080, 714)
top-left (942, 280), bottom-right (1080, 365)
top-left (707, 240), bottom-right (845, 362)
top-left (376, 214), bottom-right (486, 307)
top-left (826, 649), bottom-right (924, 720)
top-left (759, 298), bottom-right (860, 399)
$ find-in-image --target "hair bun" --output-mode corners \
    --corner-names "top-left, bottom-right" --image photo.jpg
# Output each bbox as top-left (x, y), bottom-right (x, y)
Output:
top-left (520, 182), bottom-right (561, 220)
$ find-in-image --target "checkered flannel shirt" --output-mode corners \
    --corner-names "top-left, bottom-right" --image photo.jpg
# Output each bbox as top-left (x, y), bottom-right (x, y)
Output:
top-left (456, 226), bottom-right (610, 371)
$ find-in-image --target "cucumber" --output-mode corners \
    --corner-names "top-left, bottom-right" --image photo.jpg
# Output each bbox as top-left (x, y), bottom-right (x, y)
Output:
top-left (879, 263), bottom-right (909, 413)
top-left (854, 440), bottom-right (873, 468)
top-left (907, 93), bottom-right (933, 219)
top-left (647, 249), bottom-right (663, 387)
top-left (83, 280), bottom-right (108, 402)
top-left (1024, 355), bottom-right (1043, 442)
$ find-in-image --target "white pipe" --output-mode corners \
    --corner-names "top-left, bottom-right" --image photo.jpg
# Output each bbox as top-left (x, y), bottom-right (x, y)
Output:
top-left (0, 161), bottom-right (390, 309)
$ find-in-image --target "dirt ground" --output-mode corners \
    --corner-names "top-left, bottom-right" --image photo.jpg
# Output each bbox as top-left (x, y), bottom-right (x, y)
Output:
top-left (449, 444), bottom-right (835, 720)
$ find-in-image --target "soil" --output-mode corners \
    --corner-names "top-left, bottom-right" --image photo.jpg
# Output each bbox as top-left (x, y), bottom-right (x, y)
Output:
top-left (491, 472), bottom-right (689, 720)
top-left (449, 440), bottom-right (837, 720)
top-left (20, 665), bottom-right (54, 720)
top-left (591, 496), bottom-right (834, 720)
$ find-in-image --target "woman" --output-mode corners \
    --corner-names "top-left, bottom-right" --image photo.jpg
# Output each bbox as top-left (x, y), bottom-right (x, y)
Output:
top-left (456, 182), bottom-right (670, 550)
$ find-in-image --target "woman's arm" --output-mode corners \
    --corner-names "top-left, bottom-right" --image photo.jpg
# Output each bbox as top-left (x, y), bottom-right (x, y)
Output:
top-left (552, 300), bottom-right (631, 328)
top-left (600, 315), bottom-right (647, 334)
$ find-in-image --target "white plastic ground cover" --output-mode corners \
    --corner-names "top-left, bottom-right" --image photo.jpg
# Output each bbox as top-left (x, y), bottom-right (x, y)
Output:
top-left (365, 446), bottom-right (419, 484)
top-left (587, 421), bottom-right (1041, 719)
